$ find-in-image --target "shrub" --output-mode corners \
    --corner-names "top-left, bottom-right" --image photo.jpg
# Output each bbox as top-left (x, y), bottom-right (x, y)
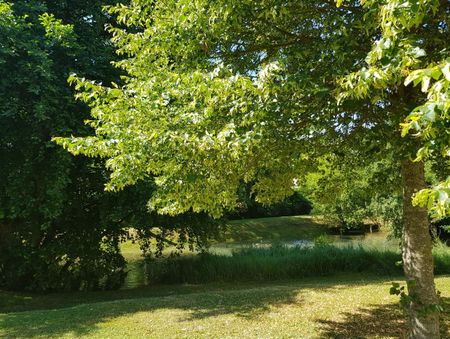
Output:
top-left (0, 233), bottom-right (127, 291)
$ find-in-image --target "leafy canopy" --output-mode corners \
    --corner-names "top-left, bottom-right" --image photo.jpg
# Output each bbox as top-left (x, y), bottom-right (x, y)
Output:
top-left (55, 0), bottom-right (369, 217)
top-left (337, 0), bottom-right (449, 217)
top-left (56, 0), bottom-right (449, 219)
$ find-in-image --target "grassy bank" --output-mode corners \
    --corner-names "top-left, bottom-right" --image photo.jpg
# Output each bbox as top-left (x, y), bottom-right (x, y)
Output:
top-left (1, 274), bottom-right (449, 338)
top-left (144, 244), bottom-right (450, 284)
top-left (222, 215), bottom-right (329, 243)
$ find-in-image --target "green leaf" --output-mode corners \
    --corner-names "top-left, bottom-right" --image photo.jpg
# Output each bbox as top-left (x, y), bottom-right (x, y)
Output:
top-left (421, 76), bottom-right (431, 93)
top-left (431, 67), bottom-right (441, 80)
top-left (442, 63), bottom-right (450, 81)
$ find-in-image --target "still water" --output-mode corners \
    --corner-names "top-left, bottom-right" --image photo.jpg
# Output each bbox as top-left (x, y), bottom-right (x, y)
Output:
top-left (209, 231), bottom-right (399, 256)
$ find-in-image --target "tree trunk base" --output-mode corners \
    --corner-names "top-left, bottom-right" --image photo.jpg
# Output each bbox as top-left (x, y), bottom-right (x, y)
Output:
top-left (401, 159), bottom-right (440, 339)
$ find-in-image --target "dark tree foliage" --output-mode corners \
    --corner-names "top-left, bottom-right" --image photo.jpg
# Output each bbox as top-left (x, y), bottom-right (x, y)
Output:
top-left (0, 0), bottom-right (219, 291)
top-left (229, 183), bottom-right (312, 219)
top-left (0, 0), bottom-right (127, 291)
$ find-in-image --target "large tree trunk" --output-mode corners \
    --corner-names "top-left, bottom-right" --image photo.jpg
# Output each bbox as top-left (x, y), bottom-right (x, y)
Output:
top-left (401, 159), bottom-right (440, 339)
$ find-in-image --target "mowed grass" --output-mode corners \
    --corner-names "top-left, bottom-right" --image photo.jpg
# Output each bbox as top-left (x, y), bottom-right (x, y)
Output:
top-left (1, 274), bottom-right (449, 339)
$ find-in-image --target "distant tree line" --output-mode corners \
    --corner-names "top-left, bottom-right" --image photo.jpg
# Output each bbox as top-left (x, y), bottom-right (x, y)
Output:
top-left (229, 185), bottom-right (312, 219)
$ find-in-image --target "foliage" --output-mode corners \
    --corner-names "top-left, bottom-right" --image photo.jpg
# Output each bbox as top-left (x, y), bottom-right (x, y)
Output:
top-left (0, 0), bottom-right (220, 291)
top-left (54, 0), bottom-right (371, 217)
top-left (303, 154), bottom-right (402, 233)
top-left (229, 186), bottom-right (312, 219)
top-left (337, 0), bottom-right (450, 217)
top-left (313, 234), bottom-right (334, 247)
top-left (0, 0), bottom-right (135, 291)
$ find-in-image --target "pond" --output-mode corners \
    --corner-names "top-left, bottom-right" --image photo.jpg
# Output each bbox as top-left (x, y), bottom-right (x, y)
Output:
top-left (208, 230), bottom-right (399, 256)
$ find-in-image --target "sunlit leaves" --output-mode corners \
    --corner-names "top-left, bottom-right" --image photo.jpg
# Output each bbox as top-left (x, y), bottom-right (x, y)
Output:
top-left (39, 13), bottom-right (76, 48)
top-left (414, 179), bottom-right (450, 218)
top-left (56, 0), bottom-right (368, 217)
top-left (338, 0), bottom-right (449, 217)
top-left (401, 60), bottom-right (450, 146)
top-left (402, 60), bottom-right (450, 216)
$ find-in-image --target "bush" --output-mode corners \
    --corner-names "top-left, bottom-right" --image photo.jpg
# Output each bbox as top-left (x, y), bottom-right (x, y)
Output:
top-left (313, 234), bottom-right (334, 247)
top-left (0, 232), bottom-right (127, 291)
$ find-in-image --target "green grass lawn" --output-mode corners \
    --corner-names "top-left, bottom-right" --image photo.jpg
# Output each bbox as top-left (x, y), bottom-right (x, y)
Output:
top-left (1, 274), bottom-right (449, 338)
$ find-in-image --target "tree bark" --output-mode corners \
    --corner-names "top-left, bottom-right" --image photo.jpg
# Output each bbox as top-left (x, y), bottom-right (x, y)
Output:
top-left (401, 159), bottom-right (440, 339)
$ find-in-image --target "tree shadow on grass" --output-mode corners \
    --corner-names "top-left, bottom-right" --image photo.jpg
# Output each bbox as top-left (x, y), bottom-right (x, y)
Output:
top-left (1, 277), bottom-right (383, 338)
top-left (180, 285), bottom-right (303, 320)
top-left (318, 302), bottom-right (407, 338)
top-left (317, 297), bottom-right (450, 339)
top-left (0, 274), bottom-right (388, 314)
top-left (0, 284), bottom-right (303, 338)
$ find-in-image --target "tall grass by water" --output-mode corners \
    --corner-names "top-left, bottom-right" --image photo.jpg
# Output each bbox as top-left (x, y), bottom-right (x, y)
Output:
top-left (145, 243), bottom-right (450, 284)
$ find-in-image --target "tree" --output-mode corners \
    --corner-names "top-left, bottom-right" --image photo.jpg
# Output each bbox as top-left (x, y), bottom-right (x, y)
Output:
top-left (303, 153), bottom-right (402, 233)
top-left (0, 0), bottom-right (219, 291)
top-left (55, 0), bottom-right (448, 336)
top-left (338, 1), bottom-right (449, 337)
top-left (57, 0), bottom-right (369, 216)
top-left (0, 0), bottom-right (130, 290)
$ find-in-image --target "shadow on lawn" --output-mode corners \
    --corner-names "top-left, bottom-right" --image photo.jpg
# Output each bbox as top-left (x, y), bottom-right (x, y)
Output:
top-left (318, 302), bottom-right (406, 338)
top-left (318, 297), bottom-right (450, 339)
top-left (0, 284), bottom-right (304, 338)
top-left (0, 277), bottom-right (408, 338)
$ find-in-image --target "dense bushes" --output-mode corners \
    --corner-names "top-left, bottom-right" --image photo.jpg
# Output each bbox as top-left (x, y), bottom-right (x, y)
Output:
top-left (0, 174), bottom-right (221, 291)
top-left (0, 0), bottom-right (129, 292)
top-left (144, 244), bottom-right (450, 284)
top-left (0, 235), bottom-right (126, 291)
top-left (0, 161), bottom-right (130, 291)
